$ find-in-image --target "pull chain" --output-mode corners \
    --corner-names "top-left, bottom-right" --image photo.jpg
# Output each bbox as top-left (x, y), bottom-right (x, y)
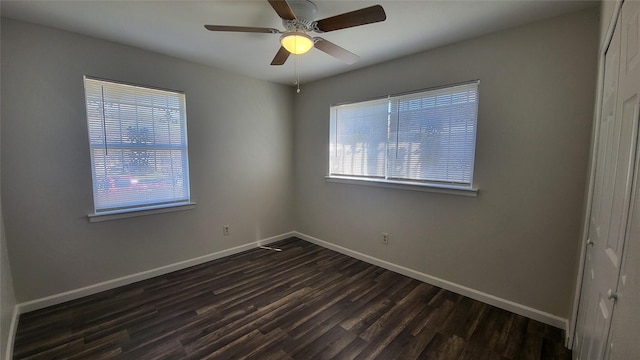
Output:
top-left (294, 53), bottom-right (301, 94)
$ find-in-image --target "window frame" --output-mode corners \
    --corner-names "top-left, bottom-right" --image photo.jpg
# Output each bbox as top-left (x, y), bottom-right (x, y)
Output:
top-left (83, 76), bottom-right (195, 221)
top-left (327, 80), bottom-right (479, 196)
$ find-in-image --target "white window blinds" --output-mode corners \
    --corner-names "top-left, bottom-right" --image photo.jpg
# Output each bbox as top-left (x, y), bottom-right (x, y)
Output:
top-left (84, 77), bottom-right (191, 214)
top-left (330, 81), bottom-right (479, 187)
top-left (330, 98), bottom-right (390, 178)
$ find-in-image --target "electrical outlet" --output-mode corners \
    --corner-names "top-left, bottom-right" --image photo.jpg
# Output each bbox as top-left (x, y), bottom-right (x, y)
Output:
top-left (223, 225), bottom-right (230, 236)
top-left (382, 233), bottom-right (389, 245)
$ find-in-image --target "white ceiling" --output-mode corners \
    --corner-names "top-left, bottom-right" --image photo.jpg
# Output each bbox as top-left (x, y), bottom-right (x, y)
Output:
top-left (1, 0), bottom-right (598, 85)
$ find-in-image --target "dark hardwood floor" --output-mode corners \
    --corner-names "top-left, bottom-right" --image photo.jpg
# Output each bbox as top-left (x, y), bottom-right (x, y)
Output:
top-left (13, 237), bottom-right (571, 360)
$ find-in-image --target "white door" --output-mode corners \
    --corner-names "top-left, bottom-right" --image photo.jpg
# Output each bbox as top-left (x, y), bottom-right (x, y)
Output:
top-left (575, 1), bottom-right (640, 358)
top-left (575, 14), bottom-right (622, 358)
top-left (607, 0), bottom-right (640, 356)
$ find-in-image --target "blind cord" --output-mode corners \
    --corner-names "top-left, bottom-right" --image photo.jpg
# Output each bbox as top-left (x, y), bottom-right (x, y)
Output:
top-left (394, 96), bottom-right (400, 158)
top-left (101, 85), bottom-right (108, 155)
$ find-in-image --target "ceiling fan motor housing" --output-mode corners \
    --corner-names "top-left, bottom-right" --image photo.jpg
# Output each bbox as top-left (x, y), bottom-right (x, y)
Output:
top-left (282, 0), bottom-right (318, 32)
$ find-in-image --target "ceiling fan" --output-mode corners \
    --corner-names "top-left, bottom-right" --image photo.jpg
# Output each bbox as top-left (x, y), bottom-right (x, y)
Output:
top-left (204, 0), bottom-right (386, 66)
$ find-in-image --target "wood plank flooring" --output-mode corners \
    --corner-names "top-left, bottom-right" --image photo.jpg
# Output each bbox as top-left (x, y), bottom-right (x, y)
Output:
top-left (13, 237), bottom-right (571, 359)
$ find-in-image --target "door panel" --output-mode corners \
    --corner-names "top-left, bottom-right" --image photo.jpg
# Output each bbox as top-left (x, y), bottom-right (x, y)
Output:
top-left (605, 92), bottom-right (638, 267)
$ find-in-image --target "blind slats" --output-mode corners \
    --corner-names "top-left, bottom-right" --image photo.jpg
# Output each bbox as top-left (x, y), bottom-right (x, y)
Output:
top-left (84, 77), bottom-right (191, 214)
top-left (330, 82), bottom-right (478, 186)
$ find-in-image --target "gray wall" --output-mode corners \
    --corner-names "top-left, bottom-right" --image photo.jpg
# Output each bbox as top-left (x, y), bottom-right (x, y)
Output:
top-left (293, 8), bottom-right (599, 318)
top-left (1, 12), bottom-right (18, 359)
top-left (1, 18), bottom-right (295, 302)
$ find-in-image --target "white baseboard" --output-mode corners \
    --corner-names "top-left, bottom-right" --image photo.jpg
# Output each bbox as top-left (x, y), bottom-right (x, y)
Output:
top-left (18, 232), bottom-right (295, 314)
top-left (15, 230), bottom-right (566, 338)
top-left (294, 231), bottom-right (568, 330)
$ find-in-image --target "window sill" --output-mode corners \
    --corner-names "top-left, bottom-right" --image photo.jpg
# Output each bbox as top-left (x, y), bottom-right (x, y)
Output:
top-left (88, 202), bottom-right (197, 223)
top-left (325, 176), bottom-right (478, 197)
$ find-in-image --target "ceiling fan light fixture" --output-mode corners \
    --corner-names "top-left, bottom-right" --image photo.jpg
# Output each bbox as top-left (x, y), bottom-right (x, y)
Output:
top-left (280, 32), bottom-right (314, 55)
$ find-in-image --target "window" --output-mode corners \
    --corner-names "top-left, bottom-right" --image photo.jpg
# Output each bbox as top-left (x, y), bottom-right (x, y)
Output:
top-left (84, 77), bottom-right (192, 218)
top-left (329, 81), bottom-right (479, 191)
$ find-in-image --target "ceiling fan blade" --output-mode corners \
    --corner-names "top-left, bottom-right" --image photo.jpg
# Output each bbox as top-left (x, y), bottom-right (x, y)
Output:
top-left (268, 0), bottom-right (296, 21)
top-left (271, 46), bottom-right (291, 65)
top-left (204, 25), bottom-right (279, 34)
top-left (313, 38), bottom-right (359, 65)
top-left (314, 5), bottom-right (386, 32)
